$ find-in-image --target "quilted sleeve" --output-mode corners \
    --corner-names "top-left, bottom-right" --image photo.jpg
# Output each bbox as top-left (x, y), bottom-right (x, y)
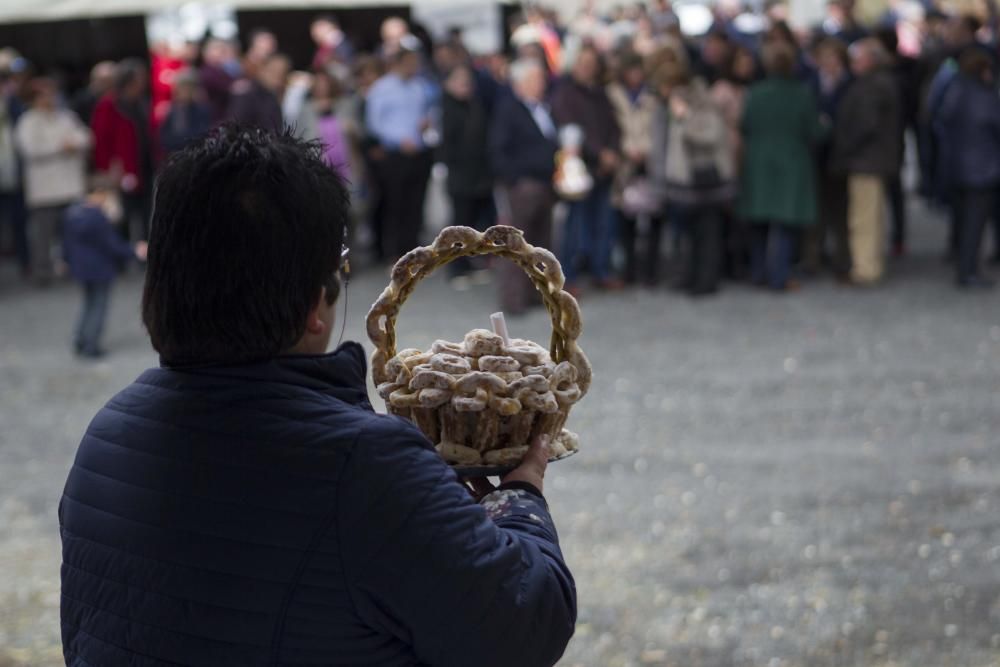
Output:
top-left (337, 418), bottom-right (576, 667)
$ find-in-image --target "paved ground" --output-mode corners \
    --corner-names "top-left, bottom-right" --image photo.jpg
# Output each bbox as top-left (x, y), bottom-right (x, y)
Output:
top-left (1, 198), bottom-right (998, 667)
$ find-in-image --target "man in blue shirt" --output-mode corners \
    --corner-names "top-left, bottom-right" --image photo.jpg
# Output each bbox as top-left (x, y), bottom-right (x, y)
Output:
top-left (365, 38), bottom-right (437, 260)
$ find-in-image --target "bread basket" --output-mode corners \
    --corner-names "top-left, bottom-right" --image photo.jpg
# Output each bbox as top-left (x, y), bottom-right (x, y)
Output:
top-left (366, 225), bottom-right (591, 467)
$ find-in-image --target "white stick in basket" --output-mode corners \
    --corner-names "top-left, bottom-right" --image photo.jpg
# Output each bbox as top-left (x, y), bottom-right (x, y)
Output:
top-left (490, 312), bottom-right (511, 347)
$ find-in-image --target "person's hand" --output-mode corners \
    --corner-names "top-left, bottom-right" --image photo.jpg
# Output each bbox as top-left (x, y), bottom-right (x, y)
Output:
top-left (501, 434), bottom-right (550, 495)
top-left (628, 148), bottom-right (647, 165)
top-left (62, 138), bottom-right (81, 153)
top-left (134, 241), bottom-right (148, 261)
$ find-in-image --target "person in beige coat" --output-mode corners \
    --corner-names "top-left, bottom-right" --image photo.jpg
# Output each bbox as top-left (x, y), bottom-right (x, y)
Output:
top-left (608, 52), bottom-right (662, 285)
top-left (15, 78), bottom-right (92, 284)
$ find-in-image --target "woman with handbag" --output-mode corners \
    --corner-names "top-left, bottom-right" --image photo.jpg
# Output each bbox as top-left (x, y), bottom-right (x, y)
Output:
top-left (608, 52), bottom-right (663, 286)
top-left (648, 61), bottom-right (736, 297)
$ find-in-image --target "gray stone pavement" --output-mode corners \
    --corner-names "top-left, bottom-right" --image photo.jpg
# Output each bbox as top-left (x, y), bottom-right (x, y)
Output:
top-left (1, 198), bottom-right (999, 667)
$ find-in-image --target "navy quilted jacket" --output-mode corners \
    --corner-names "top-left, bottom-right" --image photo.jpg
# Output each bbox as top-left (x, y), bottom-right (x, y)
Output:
top-left (59, 342), bottom-right (576, 666)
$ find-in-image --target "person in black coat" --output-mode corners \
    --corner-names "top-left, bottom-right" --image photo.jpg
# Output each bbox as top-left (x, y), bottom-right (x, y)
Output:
top-left (935, 47), bottom-right (1000, 288)
top-left (440, 64), bottom-right (494, 282)
top-left (489, 58), bottom-right (559, 313)
top-left (59, 125), bottom-right (577, 667)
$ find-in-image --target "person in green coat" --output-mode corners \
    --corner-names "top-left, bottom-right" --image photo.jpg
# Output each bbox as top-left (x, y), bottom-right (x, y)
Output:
top-left (739, 41), bottom-right (826, 291)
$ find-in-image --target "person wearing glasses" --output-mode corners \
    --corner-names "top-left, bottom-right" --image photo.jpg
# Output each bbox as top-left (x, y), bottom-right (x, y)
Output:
top-left (58, 124), bottom-right (576, 667)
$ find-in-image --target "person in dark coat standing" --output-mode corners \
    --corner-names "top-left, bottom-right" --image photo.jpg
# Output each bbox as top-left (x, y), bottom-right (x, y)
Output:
top-left (59, 125), bottom-right (576, 666)
top-left (803, 37), bottom-right (852, 278)
top-left (550, 45), bottom-right (623, 293)
top-left (830, 38), bottom-right (900, 285)
top-left (159, 69), bottom-right (211, 155)
top-left (489, 58), bottom-right (559, 314)
top-left (62, 184), bottom-right (145, 358)
top-left (935, 47), bottom-right (1000, 288)
top-left (738, 42), bottom-right (825, 291)
top-left (227, 52), bottom-right (289, 133)
top-left (440, 63), bottom-right (494, 283)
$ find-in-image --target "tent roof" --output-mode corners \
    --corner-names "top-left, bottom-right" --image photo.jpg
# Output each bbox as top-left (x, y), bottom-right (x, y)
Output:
top-left (0, 0), bottom-right (393, 25)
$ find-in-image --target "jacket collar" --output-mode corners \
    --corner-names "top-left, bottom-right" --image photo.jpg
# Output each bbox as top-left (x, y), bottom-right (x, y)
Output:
top-left (148, 341), bottom-right (373, 409)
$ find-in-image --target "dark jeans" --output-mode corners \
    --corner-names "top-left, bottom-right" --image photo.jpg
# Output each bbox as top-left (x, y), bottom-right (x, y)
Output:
top-left (681, 204), bottom-right (723, 293)
top-left (803, 171), bottom-right (850, 276)
top-left (562, 181), bottom-right (616, 284)
top-left (75, 281), bottom-right (111, 354)
top-left (619, 211), bottom-right (664, 285)
top-left (957, 187), bottom-right (992, 282)
top-left (750, 223), bottom-right (795, 290)
top-left (448, 193), bottom-right (495, 277)
top-left (887, 173), bottom-right (906, 249)
top-left (379, 150), bottom-right (433, 259)
top-left (0, 190), bottom-right (29, 272)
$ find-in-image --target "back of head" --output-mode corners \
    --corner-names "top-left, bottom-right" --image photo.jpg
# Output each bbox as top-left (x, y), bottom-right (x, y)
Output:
top-left (762, 41), bottom-right (796, 78)
top-left (142, 125), bottom-right (349, 366)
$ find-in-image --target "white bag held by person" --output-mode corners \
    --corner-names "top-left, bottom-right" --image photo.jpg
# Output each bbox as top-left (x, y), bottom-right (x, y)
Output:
top-left (554, 124), bottom-right (593, 201)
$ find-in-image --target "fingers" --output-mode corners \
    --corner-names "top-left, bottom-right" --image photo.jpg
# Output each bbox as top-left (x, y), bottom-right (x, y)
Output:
top-left (524, 434), bottom-right (550, 477)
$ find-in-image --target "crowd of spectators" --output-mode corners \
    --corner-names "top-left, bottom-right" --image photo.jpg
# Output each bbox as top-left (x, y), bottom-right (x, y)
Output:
top-left (1, 0), bottom-right (1000, 329)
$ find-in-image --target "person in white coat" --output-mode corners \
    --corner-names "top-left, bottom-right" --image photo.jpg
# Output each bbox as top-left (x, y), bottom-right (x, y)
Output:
top-left (14, 77), bottom-right (91, 283)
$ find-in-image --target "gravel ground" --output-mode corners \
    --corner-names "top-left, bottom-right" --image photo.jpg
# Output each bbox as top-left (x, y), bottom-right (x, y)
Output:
top-left (1, 199), bottom-right (998, 667)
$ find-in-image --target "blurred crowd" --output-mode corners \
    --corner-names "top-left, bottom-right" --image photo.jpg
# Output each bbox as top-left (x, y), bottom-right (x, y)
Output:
top-left (2, 0), bottom-right (1000, 337)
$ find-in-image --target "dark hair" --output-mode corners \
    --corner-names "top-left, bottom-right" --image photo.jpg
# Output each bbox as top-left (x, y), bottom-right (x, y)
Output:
top-left (874, 26), bottom-right (899, 54)
top-left (142, 124), bottom-right (349, 366)
top-left (959, 45), bottom-right (994, 81)
top-left (959, 14), bottom-right (982, 36)
top-left (114, 58), bottom-right (146, 93)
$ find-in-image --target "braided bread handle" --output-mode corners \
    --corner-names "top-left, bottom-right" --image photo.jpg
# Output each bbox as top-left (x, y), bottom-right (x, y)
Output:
top-left (366, 225), bottom-right (591, 397)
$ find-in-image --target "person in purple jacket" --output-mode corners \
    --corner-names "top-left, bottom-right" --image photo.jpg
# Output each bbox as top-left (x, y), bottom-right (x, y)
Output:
top-left (62, 182), bottom-right (146, 358)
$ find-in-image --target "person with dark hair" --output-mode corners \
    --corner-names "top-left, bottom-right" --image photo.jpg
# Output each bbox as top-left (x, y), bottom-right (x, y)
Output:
top-left (440, 64), bottom-right (494, 286)
top-left (739, 42), bottom-right (825, 291)
top-left (227, 52), bottom-right (290, 133)
top-left (90, 58), bottom-right (153, 241)
top-left (874, 25), bottom-right (918, 257)
top-left (311, 14), bottom-right (354, 70)
top-left (803, 37), bottom-right (852, 278)
top-left (62, 181), bottom-right (146, 358)
top-left (365, 40), bottom-right (437, 259)
top-left (551, 45), bottom-right (624, 294)
top-left (59, 124), bottom-right (576, 665)
top-left (14, 77), bottom-right (92, 285)
top-left (243, 27), bottom-right (278, 79)
top-left (935, 47), bottom-right (1000, 288)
